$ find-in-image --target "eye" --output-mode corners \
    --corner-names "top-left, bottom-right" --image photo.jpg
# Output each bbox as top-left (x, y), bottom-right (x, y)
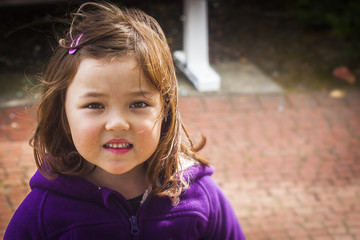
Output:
top-left (130, 101), bottom-right (148, 109)
top-left (85, 103), bottom-right (104, 109)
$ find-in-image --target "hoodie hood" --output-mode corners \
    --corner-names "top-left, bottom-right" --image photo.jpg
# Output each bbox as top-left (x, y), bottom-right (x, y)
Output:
top-left (29, 162), bottom-right (214, 203)
top-left (30, 170), bottom-right (103, 203)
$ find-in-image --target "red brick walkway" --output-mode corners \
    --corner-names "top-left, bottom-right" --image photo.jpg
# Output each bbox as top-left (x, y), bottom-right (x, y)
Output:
top-left (1, 92), bottom-right (360, 239)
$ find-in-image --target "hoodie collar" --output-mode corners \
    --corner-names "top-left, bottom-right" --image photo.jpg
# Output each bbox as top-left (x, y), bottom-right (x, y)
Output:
top-left (29, 162), bottom-right (214, 203)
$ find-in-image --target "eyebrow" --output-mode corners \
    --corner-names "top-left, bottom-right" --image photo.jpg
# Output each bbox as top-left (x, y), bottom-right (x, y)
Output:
top-left (80, 90), bottom-right (158, 98)
top-left (80, 92), bottom-right (106, 98)
top-left (130, 90), bottom-right (158, 98)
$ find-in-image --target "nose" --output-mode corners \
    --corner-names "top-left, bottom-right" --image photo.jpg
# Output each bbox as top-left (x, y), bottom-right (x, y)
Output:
top-left (105, 110), bottom-right (130, 132)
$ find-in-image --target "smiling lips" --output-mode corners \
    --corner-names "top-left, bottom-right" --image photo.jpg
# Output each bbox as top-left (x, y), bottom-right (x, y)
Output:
top-left (103, 139), bottom-right (133, 154)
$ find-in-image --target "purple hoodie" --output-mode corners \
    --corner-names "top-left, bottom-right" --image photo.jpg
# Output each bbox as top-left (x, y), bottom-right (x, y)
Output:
top-left (5, 164), bottom-right (245, 239)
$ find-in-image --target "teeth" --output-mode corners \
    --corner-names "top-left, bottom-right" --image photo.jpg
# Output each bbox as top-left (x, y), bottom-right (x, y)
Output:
top-left (105, 143), bottom-right (131, 148)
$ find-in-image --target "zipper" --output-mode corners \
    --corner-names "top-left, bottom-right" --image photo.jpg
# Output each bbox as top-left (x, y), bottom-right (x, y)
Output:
top-left (128, 192), bottom-right (151, 240)
top-left (101, 188), bottom-right (141, 239)
top-left (129, 215), bottom-right (140, 240)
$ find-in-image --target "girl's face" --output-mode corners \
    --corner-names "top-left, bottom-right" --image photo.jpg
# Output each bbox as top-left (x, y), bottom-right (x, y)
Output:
top-left (65, 56), bottom-right (163, 176)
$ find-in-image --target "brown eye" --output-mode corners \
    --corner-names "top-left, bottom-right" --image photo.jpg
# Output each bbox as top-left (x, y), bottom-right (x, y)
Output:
top-left (86, 103), bottom-right (104, 109)
top-left (130, 102), bottom-right (148, 109)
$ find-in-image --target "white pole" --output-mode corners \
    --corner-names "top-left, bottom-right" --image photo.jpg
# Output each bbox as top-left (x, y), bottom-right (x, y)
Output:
top-left (174, 0), bottom-right (220, 92)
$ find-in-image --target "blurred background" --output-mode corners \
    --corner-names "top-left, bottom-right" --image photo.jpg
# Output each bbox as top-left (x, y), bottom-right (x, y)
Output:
top-left (1, 0), bottom-right (360, 101)
top-left (1, 1), bottom-right (360, 239)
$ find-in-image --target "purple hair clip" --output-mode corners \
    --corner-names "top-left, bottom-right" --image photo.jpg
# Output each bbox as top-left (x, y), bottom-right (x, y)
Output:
top-left (69, 33), bottom-right (84, 54)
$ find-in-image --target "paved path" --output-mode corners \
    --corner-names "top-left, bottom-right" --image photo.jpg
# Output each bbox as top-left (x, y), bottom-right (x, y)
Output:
top-left (1, 92), bottom-right (360, 239)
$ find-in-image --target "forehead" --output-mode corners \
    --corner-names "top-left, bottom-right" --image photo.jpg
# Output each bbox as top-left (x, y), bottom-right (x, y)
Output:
top-left (77, 56), bottom-right (139, 80)
top-left (68, 56), bottom-right (159, 96)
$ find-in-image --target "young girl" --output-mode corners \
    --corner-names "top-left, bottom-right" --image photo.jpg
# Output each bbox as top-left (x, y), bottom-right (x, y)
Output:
top-left (5, 2), bottom-right (245, 239)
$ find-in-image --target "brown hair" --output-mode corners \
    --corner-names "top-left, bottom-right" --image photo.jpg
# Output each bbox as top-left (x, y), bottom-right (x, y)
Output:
top-left (31, 1), bottom-right (208, 205)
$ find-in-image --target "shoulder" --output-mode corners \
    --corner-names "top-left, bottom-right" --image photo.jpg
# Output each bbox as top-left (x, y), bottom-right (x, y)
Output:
top-left (181, 165), bottom-right (246, 239)
top-left (165, 165), bottom-right (225, 227)
top-left (137, 169), bottom-right (216, 239)
top-left (182, 168), bottom-right (223, 215)
top-left (4, 188), bottom-right (48, 239)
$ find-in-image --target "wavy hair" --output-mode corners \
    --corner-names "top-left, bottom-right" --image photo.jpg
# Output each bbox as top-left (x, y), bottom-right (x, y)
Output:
top-left (31, 1), bottom-right (208, 205)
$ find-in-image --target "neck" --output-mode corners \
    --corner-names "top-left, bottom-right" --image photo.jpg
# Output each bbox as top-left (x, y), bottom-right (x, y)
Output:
top-left (83, 163), bottom-right (148, 199)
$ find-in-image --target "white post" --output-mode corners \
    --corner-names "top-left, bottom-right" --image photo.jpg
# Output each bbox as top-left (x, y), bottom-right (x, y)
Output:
top-left (174, 0), bottom-right (220, 92)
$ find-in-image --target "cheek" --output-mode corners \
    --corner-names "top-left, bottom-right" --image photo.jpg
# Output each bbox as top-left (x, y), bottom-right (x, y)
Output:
top-left (135, 119), bottom-right (162, 140)
top-left (69, 119), bottom-right (100, 150)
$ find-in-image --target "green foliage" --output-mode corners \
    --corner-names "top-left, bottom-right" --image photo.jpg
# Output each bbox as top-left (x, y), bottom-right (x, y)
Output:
top-left (291, 0), bottom-right (360, 63)
top-left (291, 0), bottom-right (360, 41)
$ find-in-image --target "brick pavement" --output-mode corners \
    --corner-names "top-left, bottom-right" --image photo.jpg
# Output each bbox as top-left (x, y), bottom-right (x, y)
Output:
top-left (1, 92), bottom-right (360, 239)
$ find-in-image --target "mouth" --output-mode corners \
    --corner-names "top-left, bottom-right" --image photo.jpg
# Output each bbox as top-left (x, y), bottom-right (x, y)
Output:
top-left (103, 143), bottom-right (133, 149)
top-left (103, 139), bottom-right (133, 154)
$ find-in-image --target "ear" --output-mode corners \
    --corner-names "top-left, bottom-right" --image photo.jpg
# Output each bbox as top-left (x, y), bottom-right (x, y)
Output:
top-left (163, 111), bottom-right (168, 123)
top-left (163, 96), bottom-right (171, 122)
top-left (61, 107), bottom-right (72, 138)
top-left (163, 106), bottom-right (171, 123)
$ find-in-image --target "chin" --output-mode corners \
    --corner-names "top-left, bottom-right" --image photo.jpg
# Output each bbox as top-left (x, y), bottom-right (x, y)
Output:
top-left (97, 162), bottom-right (145, 176)
top-left (100, 166), bottom-right (134, 175)
top-left (103, 168), bottom-right (128, 175)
